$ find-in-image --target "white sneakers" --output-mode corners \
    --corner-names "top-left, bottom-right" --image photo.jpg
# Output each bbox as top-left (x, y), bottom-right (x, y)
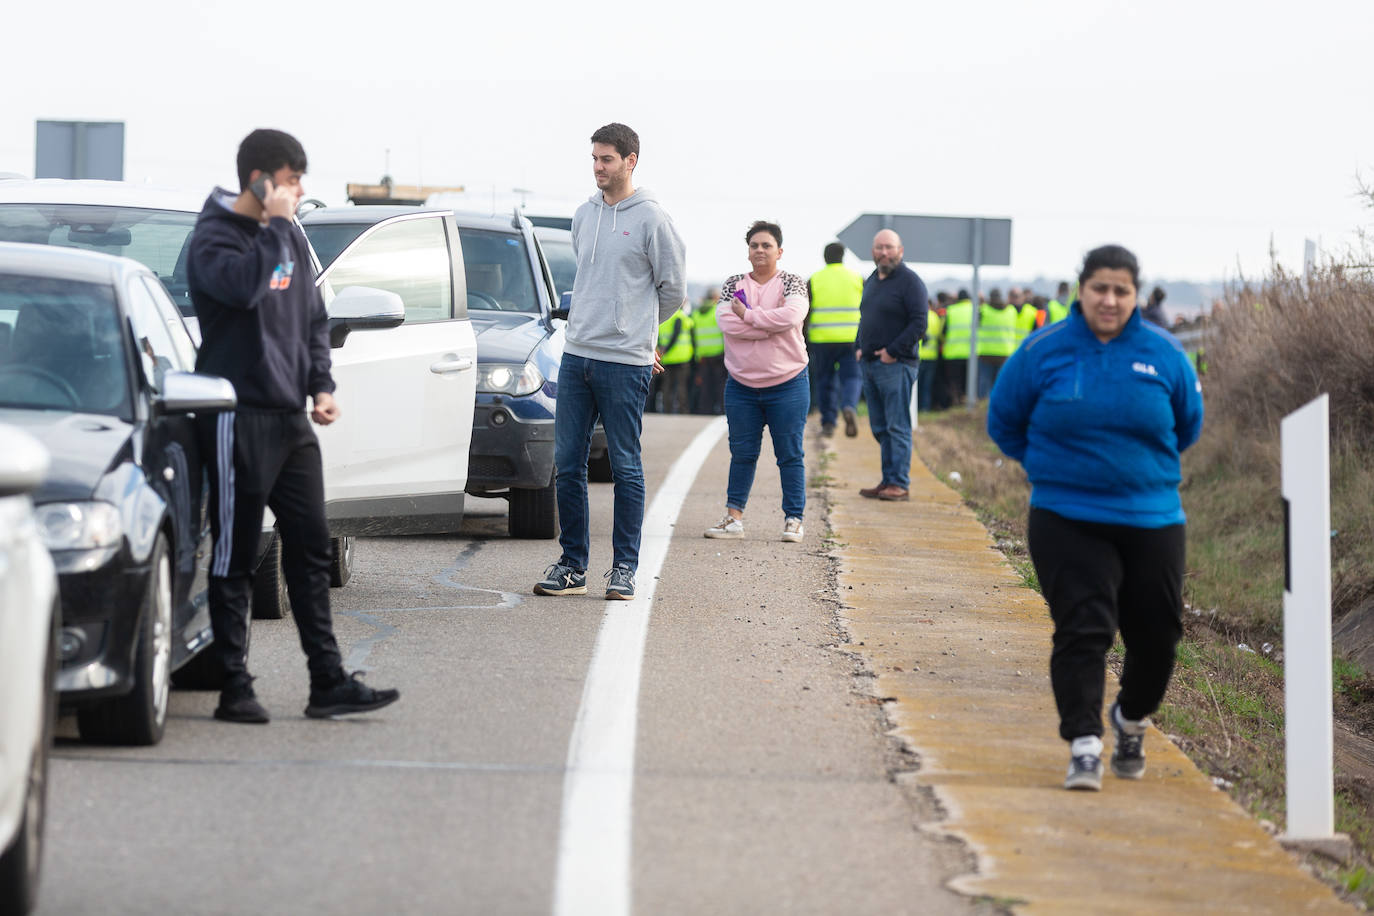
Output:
top-left (704, 516), bottom-right (745, 539)
top-left (703, 515), bottom-right (804, 542)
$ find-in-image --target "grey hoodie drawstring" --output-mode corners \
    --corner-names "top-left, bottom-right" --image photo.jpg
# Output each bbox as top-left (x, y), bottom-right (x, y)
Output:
top-left (591, 204), bottom-right (603, 265)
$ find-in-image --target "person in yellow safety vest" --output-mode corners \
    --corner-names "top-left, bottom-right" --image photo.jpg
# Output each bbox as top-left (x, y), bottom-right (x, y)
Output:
top-left (690, 289), bottom-right (725, 414)
top-left (917, 297), bottom-right (943, 412)
top-left (941, 290), bottom-right (973, 404)
top-left (806, 242), bottom-right (864, 437)
top-left (976, 288), bottom-right (1019, 397)
top-left (1045, 280), bottom-right (1072, 325)
top-left (1011, 287), bottom-right (1038, 345)
top-left (654, 304), bottom-right (694, 414)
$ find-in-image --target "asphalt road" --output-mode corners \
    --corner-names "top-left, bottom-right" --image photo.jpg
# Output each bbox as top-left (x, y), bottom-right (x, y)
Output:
top-left (37, 414), bottom-right (986, 916)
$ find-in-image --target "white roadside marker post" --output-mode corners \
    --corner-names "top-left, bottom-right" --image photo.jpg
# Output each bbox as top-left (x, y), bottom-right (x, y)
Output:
top-left (1278, 394), bottom-right (1351, 862)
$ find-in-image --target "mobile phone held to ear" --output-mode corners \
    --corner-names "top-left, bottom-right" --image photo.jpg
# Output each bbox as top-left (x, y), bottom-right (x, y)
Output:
top-left (249, 174), bottom-right (273, 204)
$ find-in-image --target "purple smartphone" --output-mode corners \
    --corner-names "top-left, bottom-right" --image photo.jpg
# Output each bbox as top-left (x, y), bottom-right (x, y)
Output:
top-left (732, 289), bottom-right (751, 309)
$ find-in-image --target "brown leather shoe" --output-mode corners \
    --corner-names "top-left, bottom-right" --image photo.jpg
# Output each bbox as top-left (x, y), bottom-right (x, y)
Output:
top-left (859, 483), bottom-right (885, 498)
top-left (842, 406), bottom-right (859, 437)
top-left (875, 485), bottom-right (910, 501)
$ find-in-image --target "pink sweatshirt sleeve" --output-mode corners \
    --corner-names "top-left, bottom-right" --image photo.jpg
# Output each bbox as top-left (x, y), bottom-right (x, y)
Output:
top-left (740, 274), bottom-right (808, 333)
top-left (717, 275), bottom-right (768, 340)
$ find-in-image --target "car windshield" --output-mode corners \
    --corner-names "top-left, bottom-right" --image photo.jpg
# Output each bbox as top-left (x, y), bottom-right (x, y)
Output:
top-left (0, 274), bottom-right (130, 417)
top-left (457, 228), bottom-right (539, 313)
top-left (540, 235), bottom-right (576, 297)
top-left (0, 204), bottom-right (198, 317)
top-left (304, 222), bottom-right (367, 271)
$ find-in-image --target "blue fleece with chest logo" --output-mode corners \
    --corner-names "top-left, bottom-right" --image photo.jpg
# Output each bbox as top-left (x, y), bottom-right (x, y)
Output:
top-left (987, 304), bottom-right (1203, 528)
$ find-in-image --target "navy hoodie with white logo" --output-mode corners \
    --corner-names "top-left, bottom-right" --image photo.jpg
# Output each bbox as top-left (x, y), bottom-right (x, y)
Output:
top-left (187, 189), bottom-right (334, 409)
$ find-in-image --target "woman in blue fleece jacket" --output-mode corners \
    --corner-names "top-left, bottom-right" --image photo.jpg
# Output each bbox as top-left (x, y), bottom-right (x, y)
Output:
top-left (988, 244), bottom-right (1203, 792)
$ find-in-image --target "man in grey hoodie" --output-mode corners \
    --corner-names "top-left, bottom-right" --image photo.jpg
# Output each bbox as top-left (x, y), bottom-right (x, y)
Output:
top-left (534, 122), bottom-right (687, 601)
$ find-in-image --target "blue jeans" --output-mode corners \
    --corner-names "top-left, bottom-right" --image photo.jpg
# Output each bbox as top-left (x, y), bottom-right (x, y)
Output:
top-left (723, 369), bottom-right (809, 520)
top-left (809, 342), bottom-right (862, 427)
top-left (917, 359), bottom-right (939, 412)
top-left (554, 353), bottom-right (653, 572)
top-left (861, 359), bottom-right (918, 489)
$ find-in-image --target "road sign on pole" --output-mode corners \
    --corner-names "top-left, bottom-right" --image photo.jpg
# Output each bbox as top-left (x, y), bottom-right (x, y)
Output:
top-left (35, 120), bottom-right (125, 180)
top-left (838, 213), bottom-right (1012, 409)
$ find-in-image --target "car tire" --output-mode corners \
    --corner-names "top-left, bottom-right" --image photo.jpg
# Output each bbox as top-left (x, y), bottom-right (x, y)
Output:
top-left (588, 451), bottom-right (613, 483)
top-left (0, 598), bottom-right (57, 915)
top-left (77, 535), bottom-right (172, 746)
top-left (509, 477), bottom-right (557, 539)
top-left (251, 533), bottom-right (290, 620)
top-left (330, 535), bottom-right (354, 588)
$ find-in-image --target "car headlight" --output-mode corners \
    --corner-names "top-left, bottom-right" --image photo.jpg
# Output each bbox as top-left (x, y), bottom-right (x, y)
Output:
top-left (34, 501), bottom-right (123, 550)
top-left (477, 361), bottom-right (544, 396)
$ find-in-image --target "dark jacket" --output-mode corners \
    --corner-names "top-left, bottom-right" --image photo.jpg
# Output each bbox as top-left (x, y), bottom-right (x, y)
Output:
top-left (187, 190), bottom-right (334, 409)
top-left (855, 262), bottom-right (928, 363)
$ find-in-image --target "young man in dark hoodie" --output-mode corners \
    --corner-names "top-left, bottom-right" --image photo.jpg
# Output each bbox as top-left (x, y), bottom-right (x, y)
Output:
top-left (188, 128), bottom-right (399, 723)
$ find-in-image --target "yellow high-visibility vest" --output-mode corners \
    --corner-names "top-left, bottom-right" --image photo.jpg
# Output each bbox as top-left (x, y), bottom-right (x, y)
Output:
top-left (919, 310), bottom-right (943, 361)
top-left (942, 300), bottom-right (973, 359)
top-left (1015, 303), bottom-right (1038, 343)
top-left (977, 305), bottom-right (1019, 357)
top-left (1046, 299), bottom-right (1070, 325)
top-left (806, 263), bottom-right (863, 344)
top-left (692, 303), bottom-right (723, 358)
top-left (657, 308), bottom-right (694, 365)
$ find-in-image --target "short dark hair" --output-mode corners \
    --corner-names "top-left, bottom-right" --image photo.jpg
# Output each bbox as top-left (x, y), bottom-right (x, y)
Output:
top-left (823, 242), bottom-right (845, 264)
top-left (746, 220), bottom-right (782, 246)
top-left (1078, 244), bottom-right (1140, 289)
top-left (590, 123), bottom-right (639, 160)
top-left (936, 291), bottom-right (952, 305)
top-left (236, 129), bottom-right (307, 191)
top-left (957, 288), bottom-right (970, 300)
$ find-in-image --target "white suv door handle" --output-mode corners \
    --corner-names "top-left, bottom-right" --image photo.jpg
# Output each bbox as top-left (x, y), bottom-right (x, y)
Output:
top-left (430, 355), bottom-right (474, 375)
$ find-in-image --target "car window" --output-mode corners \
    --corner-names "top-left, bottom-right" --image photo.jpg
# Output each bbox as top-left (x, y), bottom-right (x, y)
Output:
top-left (322, 217), bottom-right (453, 323)
top-left (303, 222), bottom-right (368, 271)
top-left (457, 228), bottom-right (539, 313)
top-left (539, 235), bottom-right (577, 298)
top-left (124, 276), bottom-right (184, 391)
top-left (141, 277), bottom-right (197, 370)
top-left (0, 204), bottom-right (199, 317)
top-left (0, 273), bottom-right (131, 417)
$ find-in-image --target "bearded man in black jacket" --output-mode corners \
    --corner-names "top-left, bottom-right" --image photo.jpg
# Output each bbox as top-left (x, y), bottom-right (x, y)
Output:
top-left (188, 128), bottom-right (398, 724)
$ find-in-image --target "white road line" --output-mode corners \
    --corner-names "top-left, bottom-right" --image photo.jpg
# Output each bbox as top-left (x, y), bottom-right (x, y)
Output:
top-left (553, 416), bottom-right (728, 916)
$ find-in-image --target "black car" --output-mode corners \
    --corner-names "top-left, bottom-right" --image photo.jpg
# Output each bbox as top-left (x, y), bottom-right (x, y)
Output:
top-left (303, 207), bottom-right (608, 538)
top-left (0, 242), bottom-right (235, 745)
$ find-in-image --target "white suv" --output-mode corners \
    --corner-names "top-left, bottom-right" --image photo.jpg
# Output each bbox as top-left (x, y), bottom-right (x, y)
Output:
top-left (0, 179), bottom-right (477, 614)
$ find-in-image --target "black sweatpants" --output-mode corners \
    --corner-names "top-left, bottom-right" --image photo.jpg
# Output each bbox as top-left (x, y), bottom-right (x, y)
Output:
top-left (198, 408), bottom-right (343, 690)
top-left (1027, 507), bottom-right (1186, 741)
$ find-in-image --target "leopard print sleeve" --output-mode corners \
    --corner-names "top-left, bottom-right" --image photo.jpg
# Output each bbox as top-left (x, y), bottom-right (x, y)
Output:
top-left (781, 271), bottom-right (809, 302)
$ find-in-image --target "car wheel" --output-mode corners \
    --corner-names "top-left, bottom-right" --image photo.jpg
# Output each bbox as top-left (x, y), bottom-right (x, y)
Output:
top-left (588, 451), bottom-right (613, 483)
top-left (251, 533), bottom-right (290, 620)
top-left (509, 477), bottom-right (557, 539)
top-left (330, 536), bottom-right (354, 588)
top-left (0, 599), bottom-right (56, 914)
top-left (77, 535), bottom-right (172, 746)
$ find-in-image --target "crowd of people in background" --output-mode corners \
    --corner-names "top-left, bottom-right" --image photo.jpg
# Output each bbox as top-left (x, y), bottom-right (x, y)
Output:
top-left (646, 252), bottom-right (1187, 419)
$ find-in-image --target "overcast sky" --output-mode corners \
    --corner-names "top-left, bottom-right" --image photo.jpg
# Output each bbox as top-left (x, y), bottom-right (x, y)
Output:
top-left (4, 0), bottom-right (1373, 295)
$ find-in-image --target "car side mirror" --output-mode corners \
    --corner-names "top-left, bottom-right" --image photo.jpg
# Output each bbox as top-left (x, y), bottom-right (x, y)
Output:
top-left (0, 425), bottom-right (50, 497)
top-left (155, 371), bottom-right (237, 415)
top-left (550, 290), bottom-right (572, 321)
top-left (327, 286), bottom-right (406, 348)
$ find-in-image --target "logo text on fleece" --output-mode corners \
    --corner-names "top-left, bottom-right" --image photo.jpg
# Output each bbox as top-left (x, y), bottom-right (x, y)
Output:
top-left (1132, 361), bottom-right (1158, 376)
top-left (270, 260), bottom-right (295, 291)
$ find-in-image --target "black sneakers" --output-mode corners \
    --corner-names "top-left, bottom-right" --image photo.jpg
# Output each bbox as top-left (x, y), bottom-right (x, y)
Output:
top-left (604, 565), bottom-right (635, 600)
top-left (534, 562), bottom-right (588, 596)
top-left (1109, 701), bottom-right (1148, 779)
top-left (305, 671), bottom-right (400, 719)
top-left (214, 681), bottom-right (270, 724)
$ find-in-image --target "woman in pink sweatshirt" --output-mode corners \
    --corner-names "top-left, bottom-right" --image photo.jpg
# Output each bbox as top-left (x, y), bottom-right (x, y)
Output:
top-left (703, 220), bottom-right (810, 543)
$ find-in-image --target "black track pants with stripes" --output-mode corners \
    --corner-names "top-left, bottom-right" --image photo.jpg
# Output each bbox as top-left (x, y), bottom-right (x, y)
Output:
top-left (197, 408), bottom-right (343, 690)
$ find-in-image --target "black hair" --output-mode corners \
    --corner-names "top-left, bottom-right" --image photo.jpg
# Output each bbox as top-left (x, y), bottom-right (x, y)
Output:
top-left (957, 288), bottom-right (970, 300)
top-left (1078, 244), bottom-right (1140, 289)
top-left (746, 220), bottom-right (782, 246)
top-left (236, 129), bottom-right (307, 191)
top-left (988, 288), bottom-right (1004, 306)
top-left (590, 123), bottom-right (640, 161)
top-left (1150, 285), bottom-right (1167, 304)
top-left (823, 242), bottom-right (845, 264)
top-left (936, 291), bottom-right (952, 305)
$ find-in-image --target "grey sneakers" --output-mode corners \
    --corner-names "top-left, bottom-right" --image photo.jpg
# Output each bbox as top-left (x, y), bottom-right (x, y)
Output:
top-left (1064, 735), bottom-right (1104, 791)
top-left (1109, 701), bottom-right (1148, 779)
top-left (704, 515), bottom-right (744, 539)
top-left (781, 517), bottom-right (804, 542)
top-left (604, 565), bottom-right (635, 600)
top-left (534, 563), bottom-right (587, 596)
